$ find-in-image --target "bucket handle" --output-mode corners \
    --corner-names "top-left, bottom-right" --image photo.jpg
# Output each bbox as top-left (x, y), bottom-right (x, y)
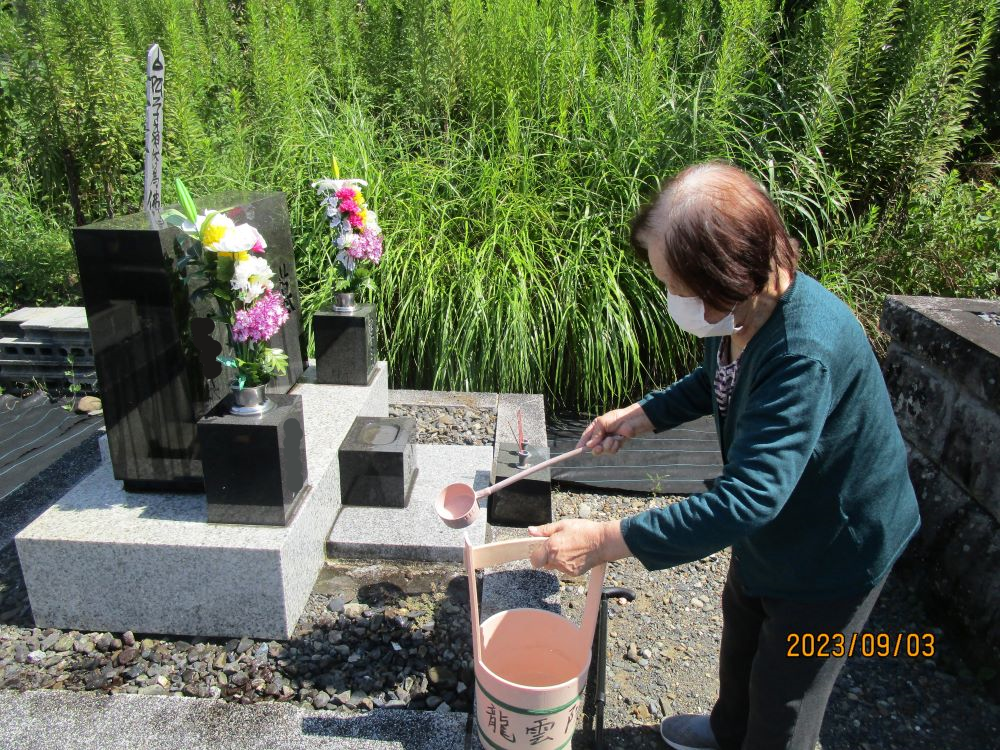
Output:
top-left (463, 535), bottom-right (607, 671)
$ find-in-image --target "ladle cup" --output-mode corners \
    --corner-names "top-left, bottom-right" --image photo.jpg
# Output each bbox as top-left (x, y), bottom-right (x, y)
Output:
top-left (436, 435), bottom-right (623, 528)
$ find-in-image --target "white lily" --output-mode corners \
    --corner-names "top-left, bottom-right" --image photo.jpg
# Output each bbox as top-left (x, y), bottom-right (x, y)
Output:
top-left (214, 223), bottom-right (264, 255)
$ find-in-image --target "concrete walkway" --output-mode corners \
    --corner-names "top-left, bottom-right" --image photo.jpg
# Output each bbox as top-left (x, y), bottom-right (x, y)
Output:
top-left (0, 690), bottom-right (472, 750)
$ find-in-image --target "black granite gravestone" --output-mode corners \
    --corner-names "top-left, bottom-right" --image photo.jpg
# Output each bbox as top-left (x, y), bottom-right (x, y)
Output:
top-left (197, 394), bottom-right (308, 526)
top-left (314, 304), bottom-right (378, 385)
top-left (338, 416), bottom-right (417, 507)
top-left (73, 192), bottom-right (306, 491)
top-left (488, 442), bottom-right (553, 527)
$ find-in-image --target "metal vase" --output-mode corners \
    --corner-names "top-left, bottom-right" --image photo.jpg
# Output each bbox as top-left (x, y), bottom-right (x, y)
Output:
top-left (332, 292), bottom-right (357, 313)
top-left (229, 383), bottom-right (275, 416)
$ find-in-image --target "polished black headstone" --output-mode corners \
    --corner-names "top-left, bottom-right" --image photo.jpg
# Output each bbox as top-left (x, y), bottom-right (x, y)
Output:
top-left (73, 192), bottom-right (306, 491)
top-left (488, 442), bottom-right (552, 527)
top-left (314, 305), bottom-right (377, 385)
top-left (338, 416), bottom-right (417, 508)
top-left (198, 394), bottom-right (308, 526)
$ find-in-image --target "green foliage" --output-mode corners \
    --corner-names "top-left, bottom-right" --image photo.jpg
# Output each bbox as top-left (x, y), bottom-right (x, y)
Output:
top-left (0, 0), bottom-right (997, 410)
top-left (883, 172), bottom-right (1000, 299)
top-left (0, 176), bottom-right (79, 314)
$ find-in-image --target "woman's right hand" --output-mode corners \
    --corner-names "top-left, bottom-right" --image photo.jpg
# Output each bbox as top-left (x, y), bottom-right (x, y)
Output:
top-left (577, 404), bottom-right (655, 455)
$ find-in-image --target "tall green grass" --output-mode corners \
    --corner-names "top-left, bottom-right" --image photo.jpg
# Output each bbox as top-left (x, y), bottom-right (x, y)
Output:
top-left (0, 0), bottom-right (997, 410)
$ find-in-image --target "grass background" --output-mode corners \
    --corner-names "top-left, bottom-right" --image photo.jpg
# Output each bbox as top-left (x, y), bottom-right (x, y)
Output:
top-left (0, 0), bottom-right (997, 411)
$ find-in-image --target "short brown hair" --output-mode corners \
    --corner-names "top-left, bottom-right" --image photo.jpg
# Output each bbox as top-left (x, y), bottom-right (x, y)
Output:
top-left (630, 162), bottom-right (799, 311)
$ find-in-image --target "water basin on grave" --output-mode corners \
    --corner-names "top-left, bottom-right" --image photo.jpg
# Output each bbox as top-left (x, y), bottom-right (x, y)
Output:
top-left (360, 422), bottom-right (400, 445)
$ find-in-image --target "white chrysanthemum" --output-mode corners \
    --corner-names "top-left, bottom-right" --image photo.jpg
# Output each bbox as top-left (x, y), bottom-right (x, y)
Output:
top-left (215, 223), bottom-right (265, 255)
top-left (311, 177), bottom-right (369, 193)
top-left (231, 256), bottom-right (275, 303)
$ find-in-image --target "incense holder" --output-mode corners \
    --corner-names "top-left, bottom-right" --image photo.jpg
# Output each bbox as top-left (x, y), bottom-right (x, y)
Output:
top-left (488, 441), bottom-right (553, 527)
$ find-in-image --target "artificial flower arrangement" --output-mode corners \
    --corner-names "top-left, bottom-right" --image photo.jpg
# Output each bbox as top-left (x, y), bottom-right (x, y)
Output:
top-left (163, 179), bottom-right (290, 390)
top-left (311, 160), bottom-right (383, 297)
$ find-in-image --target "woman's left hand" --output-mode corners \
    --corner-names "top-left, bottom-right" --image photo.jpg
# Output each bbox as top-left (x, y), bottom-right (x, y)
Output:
top-left (528, 519), bottom-right (632, 576)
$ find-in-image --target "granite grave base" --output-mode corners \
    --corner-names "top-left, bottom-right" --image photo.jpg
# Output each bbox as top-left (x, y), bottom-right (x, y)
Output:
top-left (15, 363), bottom-right (388, 640)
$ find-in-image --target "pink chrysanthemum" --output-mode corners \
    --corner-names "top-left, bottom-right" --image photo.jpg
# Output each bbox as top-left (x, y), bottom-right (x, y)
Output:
top-left (231, 290), bottom-right (289, 343)
top-left (339, 198), bottom-right (360, 214)
top-left (348, 212), bottom-right (365, 229)
top-left (335, 187), bottom-right (357, 201)
top-left (351, 227), bottom-right (384, 264)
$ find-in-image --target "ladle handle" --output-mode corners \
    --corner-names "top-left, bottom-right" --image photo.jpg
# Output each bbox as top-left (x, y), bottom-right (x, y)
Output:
top-left (474, 446), bottom-right (583, 500)
top-left (474, 436), bottom-right (624, 500)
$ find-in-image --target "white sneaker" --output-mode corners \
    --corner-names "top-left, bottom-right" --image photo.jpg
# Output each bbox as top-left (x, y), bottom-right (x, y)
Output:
top-left (659, 714), bottom-right (721, 750)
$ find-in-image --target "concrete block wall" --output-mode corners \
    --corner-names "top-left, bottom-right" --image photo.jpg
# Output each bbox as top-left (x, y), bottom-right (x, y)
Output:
top-left (0, 307), bottom-right (97, 389)
top-left (881, 296), bottom-right (1000, 660)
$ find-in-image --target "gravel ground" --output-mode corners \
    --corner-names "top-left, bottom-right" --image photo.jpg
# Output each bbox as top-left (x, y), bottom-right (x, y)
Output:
top-left (0, 544), bottom-right (477, 714)
top-left (2, 401), bottom-right (999, 750)
top-left (389, 404), bottom-right (496, 446)
top-left (554, 490), bottom-right (1000, 750)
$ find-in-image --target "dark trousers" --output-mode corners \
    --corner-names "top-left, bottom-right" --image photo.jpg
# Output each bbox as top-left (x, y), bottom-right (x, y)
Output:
top-left (709, 561), bottom-right (886, 750)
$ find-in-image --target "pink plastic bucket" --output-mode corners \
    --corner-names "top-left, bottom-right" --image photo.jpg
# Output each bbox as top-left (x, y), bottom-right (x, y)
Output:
top-left (464, 535), bottom-right (606, 749)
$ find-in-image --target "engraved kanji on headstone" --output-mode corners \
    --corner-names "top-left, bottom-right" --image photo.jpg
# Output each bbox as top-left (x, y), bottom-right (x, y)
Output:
top-left (144, 44), bottom-right (165, 217)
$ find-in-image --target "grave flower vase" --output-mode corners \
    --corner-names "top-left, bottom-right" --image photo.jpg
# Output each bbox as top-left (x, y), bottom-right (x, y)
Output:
top-left (228, 382), bottom-right (275, 416)
top-left (197, 393), bottom-right (308, 526)
top-left (313, 295), bottom-right (378, 386)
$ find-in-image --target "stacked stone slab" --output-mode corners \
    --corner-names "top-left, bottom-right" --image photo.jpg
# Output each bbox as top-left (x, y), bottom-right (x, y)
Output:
top-left (0, 307), bottom-right (97, 390)
top-left (17, 362), bottom-right (391, 640)
top-left (881, 296), bottom-right (1000, 662)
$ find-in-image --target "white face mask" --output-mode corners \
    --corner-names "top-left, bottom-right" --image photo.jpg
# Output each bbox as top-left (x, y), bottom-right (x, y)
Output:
top-left (667, 292), bottom-right (743, 338)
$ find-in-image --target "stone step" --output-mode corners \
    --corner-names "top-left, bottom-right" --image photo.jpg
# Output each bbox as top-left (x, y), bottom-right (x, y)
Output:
top-left (0, 689), bottom-right (469, 750)
top-left (327, 443), bottom-right (491, 562)
top-left (15, 365), bottom-right (391, 641)
top-left (0, 307), bottom-right (63, 337)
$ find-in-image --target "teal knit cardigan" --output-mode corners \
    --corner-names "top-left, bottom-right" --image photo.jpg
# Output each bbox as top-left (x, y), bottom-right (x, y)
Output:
top-left (621, 272), bottom-right (920, 600)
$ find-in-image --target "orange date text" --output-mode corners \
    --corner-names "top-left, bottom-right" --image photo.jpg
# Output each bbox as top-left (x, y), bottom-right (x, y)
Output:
top-left (785, 632), bottom-right (935, 658)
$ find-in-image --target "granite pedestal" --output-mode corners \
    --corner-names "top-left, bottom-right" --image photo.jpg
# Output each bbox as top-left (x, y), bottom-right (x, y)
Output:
top-left (15, 363), bottom-right (388, 640)
top-left (314, 305), bottom-right (378, 385)
top-left (339, 416), bottom-right (416, 508)
top-left (199, 394), bottom-right (308, 526)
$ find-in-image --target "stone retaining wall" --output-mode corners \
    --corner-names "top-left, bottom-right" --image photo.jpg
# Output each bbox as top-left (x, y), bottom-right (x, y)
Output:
top-left (881, 296), bottom-right (1000, 662)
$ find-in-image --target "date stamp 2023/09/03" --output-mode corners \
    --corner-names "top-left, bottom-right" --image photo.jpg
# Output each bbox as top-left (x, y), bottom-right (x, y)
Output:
top-left (786, 632), bottom-right (936, 659)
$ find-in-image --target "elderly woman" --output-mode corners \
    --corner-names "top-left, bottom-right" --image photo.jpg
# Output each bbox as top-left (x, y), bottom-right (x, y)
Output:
top-left (528, 163), bottom-right (920, 750)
